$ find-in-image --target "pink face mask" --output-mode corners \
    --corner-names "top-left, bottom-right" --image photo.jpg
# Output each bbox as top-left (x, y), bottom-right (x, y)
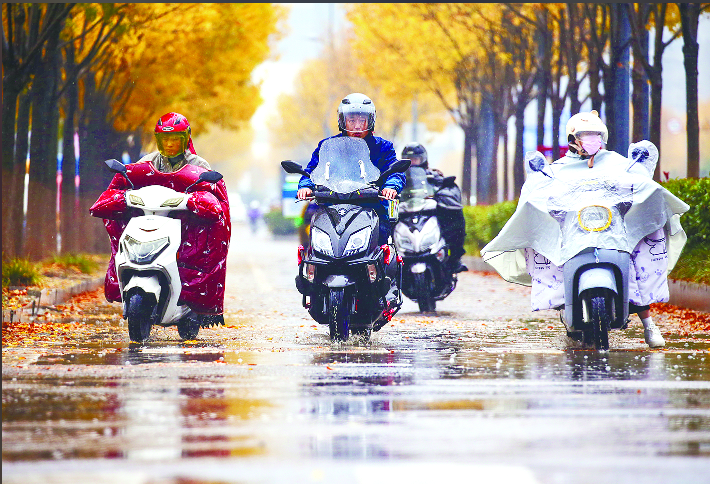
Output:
top-left (579, 134), bottom-right (602, 155)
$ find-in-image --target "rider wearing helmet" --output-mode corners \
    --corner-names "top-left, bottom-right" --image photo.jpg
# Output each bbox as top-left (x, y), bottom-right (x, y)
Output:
top-left (101, 112), bottom-right (226, 329)
top-left (296, 93), bottom-right (404, 242)
top-left (296, 93), bottom-right (405, 306)
top-left (536, 110), bottom-right (666, 347)
top-left (564, 109), bottom-right (608, 168)
top-left (400, 142), bottom-right (467, 273)
top-left (137, 112), bottom-right (211, 172)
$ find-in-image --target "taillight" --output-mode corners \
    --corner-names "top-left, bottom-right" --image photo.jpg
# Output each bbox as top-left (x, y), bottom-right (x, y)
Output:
top-left (367, 263), bottom-right (377, 282)
top-left (297, 245), bottom-right (305, 265)
top-left (306, 263), bottom-right (316, 283)
top-left (381, 244), bottom-right (392, 265)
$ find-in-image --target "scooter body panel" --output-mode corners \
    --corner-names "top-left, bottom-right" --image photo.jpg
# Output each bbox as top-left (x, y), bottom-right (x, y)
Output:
top-left (299, 203), bottom-right (399, 328)
top-left (115, 214), bottom-right (187, 327)
top-left (395, 212), bottom-right (455, 303)
top-left (562, 248), bottom-right (630, 333)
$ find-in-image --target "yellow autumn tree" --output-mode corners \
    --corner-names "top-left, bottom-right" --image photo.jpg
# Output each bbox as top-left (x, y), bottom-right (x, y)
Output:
top-left (97, 3), bottom-right (286, 145)
top-left (269, 27), bottom-right (448, 161)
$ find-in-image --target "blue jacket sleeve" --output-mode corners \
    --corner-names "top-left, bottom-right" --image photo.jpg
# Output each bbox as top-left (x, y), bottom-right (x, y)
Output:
top-left (297, 142), bottom-right (322, 190)
top-left (378, 138), bottom-right (405, 193)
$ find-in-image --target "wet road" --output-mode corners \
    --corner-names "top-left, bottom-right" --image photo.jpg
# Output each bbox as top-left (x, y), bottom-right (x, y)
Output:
top-left (3, 224), bottom-right (710, 484)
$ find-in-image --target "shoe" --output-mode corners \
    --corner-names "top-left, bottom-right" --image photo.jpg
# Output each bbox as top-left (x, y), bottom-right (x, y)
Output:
top-left (644, 323), bottom-right (665, 348)
top-left (454, 262), bottom-right (468, 273)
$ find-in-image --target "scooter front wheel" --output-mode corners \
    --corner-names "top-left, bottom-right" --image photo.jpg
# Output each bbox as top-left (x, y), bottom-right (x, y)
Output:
top-left (327, 288), bottom-right (350, 341)
top-left (127, 292), bottom-right (154, 342)
top-left (589, 293), bottom-right (611, 350)
top-left (413, 272), bottom-right (436, 313)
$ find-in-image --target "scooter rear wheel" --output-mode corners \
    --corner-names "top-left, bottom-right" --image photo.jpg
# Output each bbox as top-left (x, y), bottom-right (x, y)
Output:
top-left (328, 288), bottom-right (350, 341)
top-left (127, 292), bottom-right (153, 343)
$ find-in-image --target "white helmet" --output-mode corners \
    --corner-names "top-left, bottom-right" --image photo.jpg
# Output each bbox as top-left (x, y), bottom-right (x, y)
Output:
top-left (337, 93), bottom-right (376, 134)
top-left (566, 110), bottom-right (608, 144)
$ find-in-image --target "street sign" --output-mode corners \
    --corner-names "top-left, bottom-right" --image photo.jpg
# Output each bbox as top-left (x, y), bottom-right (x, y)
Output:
top-left (282, 173), bottom-right (302, 218)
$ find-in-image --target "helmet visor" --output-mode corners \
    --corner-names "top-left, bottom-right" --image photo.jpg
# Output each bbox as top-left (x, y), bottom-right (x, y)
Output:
top-left (343, 113), bottom-right (369, 135)
top-left (575, 131), bottom-right (603, 142)
top-left (155, 132), bottom-right (188, 157)
top-left (404, 155), bottom-right (424, 166)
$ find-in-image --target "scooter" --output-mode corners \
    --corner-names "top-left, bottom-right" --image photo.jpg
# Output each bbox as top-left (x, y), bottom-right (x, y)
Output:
top-left (481, 143), bottom-right (688, 350)
top-left (394, 166), bottom-right (458, 312)
top-left (281, 136), bottom-right (410, 341)
top-left (101, 159), bottom-right (224, 342)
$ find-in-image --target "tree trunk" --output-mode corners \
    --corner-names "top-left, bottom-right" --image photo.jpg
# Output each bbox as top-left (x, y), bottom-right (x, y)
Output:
top-left (589, 61), bottom-right (603, 114)
top-left (461, 120), bottom-right (474, 206)
top-left (535, 13), bottom-right (550, 150)
top-left (476, 93), bottom-right (495, 205)
top-left (26, 22), bottom-right (62, 259)
top-left (2, 85), bottom-right (20, 171)
top-left (2, 90), bottom-right (32, 257)
top-left (551, 96), bottom-right (563, 161)
top-left (513, 94), bottom-right (527, 196)
top-left (609, 4), bottom-right (630, 154)
top-left (502, 126), bottom-right (509, 201)
top-left (61, 90), bottom-right (79, 254)
top-left (490, 120), bottom-right (499, 206)
top-left (679, 3), bottom-right (701, 178)
top-left (632, 24), bottom-right (650, 142)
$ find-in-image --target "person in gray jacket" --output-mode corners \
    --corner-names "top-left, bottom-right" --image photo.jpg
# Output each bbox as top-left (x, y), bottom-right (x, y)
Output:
top-left (401, 142), bottom-right (468, 273)
top-left (137, 112), bottom-right (211, 173)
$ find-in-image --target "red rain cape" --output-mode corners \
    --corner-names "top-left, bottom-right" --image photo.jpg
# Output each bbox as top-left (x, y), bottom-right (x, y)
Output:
top-left (89, 161), bottom-right (230, 314)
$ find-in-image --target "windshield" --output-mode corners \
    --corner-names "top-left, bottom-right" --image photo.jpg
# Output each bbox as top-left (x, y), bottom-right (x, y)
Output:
top-left (547, 176), bottom-right (634, 255)
top-left (400, 166), bottom-right (435, 212)
top-left (309, 137), bottom-right (380, 193)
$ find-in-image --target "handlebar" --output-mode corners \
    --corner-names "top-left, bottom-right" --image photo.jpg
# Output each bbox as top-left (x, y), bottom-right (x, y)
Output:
top-left (295, 187), bottom-right (400, 203)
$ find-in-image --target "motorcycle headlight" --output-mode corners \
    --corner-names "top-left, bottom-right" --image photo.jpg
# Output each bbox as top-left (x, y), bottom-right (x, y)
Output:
top-left (420, 230), bottom-right (438, 250)
top-left (343, 227), bottom-right (372, 257)
top-left (394, 230), bottom-right (414, 251)
top-left (578, 205), bottom-right (612, 232)
top-left (311, 228), bottom-right (333, 257)
top-left (123, 235), bottom-right (169, 264)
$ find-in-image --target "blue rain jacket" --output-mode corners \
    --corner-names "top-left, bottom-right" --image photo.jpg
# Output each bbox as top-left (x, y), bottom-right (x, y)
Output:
top-left (298, 132), bottom-right (405, 244)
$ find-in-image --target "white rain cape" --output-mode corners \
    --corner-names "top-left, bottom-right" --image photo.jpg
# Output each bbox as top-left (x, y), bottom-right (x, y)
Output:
top-left (480, 141), bottom-right (689, 310)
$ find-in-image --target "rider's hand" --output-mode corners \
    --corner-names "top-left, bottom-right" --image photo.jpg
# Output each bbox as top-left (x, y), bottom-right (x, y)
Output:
top-left (297, 188), bottom-right (313, 200)
top-left (381, 188), bottom-right (398, 200)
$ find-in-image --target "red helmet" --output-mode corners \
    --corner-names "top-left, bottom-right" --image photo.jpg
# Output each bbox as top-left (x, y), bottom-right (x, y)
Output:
top-left (154, 112), bottom-right (196, 156)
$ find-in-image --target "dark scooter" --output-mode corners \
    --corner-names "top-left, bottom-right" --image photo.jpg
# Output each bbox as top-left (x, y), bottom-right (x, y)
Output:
top-left (281, 136), bottom-right (410, 341)
top-left (394, 166), bottom-right (459, 312)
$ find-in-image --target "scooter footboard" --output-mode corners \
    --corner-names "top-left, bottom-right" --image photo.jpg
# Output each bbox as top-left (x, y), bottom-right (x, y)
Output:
top-left (563, 248), bottom-right (630, 331)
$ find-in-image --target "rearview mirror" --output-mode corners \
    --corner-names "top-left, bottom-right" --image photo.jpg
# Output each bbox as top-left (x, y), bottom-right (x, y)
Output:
top-left (104, 158), bottom-right (126, 174)
top-left (199, 170), bottom-right (223, 184)
top-left (281, 160), bottom-right (309, 177)
top-left (104, 158), bottom-right (133, 188)
top-left (525, 151), bottom-right (553, 179)
top-left (441, 176), bottom-right (457, 188)
top-left (375, 159), bottom-right (411, 186)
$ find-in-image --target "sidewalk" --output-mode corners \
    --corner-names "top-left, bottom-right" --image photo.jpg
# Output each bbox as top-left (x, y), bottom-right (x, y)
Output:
top-left (2, 274), bottom-right (105, 324)
top-left (463, 255), bottom-right (710, 313)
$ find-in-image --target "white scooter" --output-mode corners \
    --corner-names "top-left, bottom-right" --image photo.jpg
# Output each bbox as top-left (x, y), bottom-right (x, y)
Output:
top-left (481, 143), bottom-right (689, 350)
top-left (103, 159), bottom-right (224, 342)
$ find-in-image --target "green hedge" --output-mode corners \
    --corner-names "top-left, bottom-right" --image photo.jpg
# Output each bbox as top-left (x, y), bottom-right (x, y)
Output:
top-left (463, 200), bottom-right (518, 257)
top-left (263, 208), bottom-right (297, 236)
top-left (660, 177), bottom-right (710, 249)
